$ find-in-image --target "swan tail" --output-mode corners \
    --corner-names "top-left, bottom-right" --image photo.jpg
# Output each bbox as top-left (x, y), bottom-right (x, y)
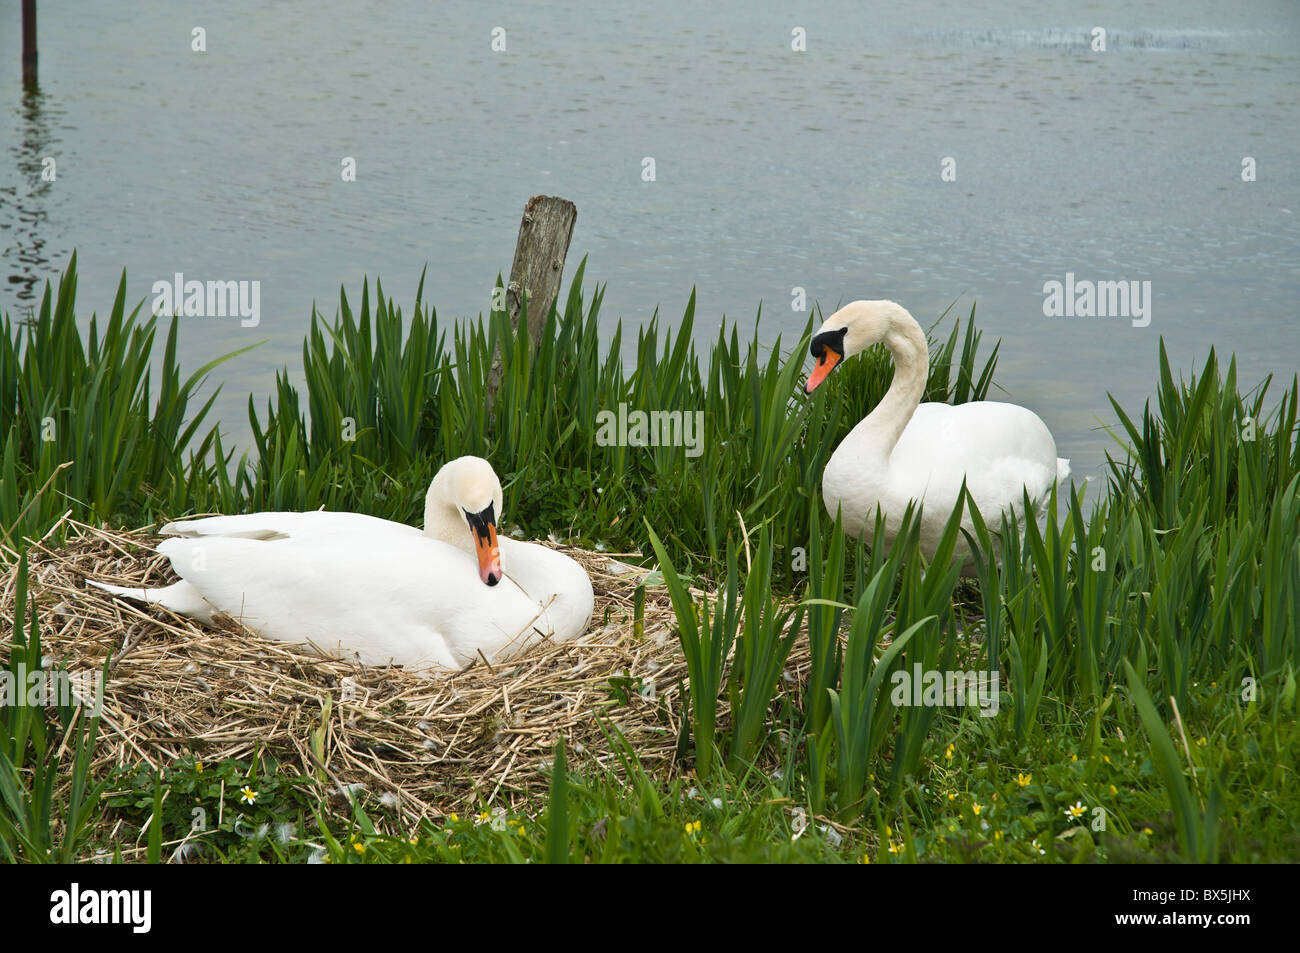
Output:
top-left (86, 578), bottom-right (218, 624)
top-left (1056, 458), bottom-right (1071, 483)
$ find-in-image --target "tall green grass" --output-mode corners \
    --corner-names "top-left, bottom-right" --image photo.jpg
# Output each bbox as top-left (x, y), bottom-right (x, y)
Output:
top-left (0, 255), bottom-right (253, 549)
top-left (0, 555), bottom-right (108, 861)
top-left (2, 257), bottom-right (1297, 861)
top-left (1, 258), bottom-right (997, 583)
top-left (649, 340), bottom-right (1296, 833)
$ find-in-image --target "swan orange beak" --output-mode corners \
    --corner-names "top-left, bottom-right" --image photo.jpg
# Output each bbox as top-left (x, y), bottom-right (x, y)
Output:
top-left (465, 504), bottom-right (502, 586)
top-left (805, 347), bottom-right (842, 394)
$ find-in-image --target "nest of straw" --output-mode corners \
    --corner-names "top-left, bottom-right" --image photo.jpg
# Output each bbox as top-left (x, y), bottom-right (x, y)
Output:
top-left (1, 517), bottom-right (760, 822)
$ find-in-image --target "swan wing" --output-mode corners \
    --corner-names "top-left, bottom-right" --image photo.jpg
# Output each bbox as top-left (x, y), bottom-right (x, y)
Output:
top-left (497, 538), bottom-right (596, 645)
top-left (893, 401), bottom-right (1063, 511)
top-left (160, 511), bottom-right (424, 544)
top-left (157, 532), bottom-right (539, 670)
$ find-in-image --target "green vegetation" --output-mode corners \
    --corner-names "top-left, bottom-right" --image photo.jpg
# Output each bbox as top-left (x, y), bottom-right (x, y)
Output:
top-left (1, 256), bottom-right (996, 578)
top-left (1, 258), bottom-right (1297, 862)
top-left (0, 555), bottom-right (106, 862)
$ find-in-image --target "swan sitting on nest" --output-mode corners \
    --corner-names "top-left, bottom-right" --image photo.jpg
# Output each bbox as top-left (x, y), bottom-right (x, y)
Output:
top-left (804, 300), bottom-right (1069, 570)
top-left (89, 456), bottom-right (594, 670)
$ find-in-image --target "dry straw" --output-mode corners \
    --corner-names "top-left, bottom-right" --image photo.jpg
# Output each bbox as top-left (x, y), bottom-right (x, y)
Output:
top-left (1, 516), bottom-right (801, 822)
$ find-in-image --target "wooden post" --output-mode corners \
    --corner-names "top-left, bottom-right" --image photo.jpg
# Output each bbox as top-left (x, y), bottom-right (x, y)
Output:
top-left (486, 196), bottom-right (576, 408)
top-left (22, 0), bottom-right (37, 86)
top-left (506, 195), bottom-right (577, 344)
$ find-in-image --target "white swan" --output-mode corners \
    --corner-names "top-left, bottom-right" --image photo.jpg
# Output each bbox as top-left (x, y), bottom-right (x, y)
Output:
top-left (88, 456), bottom-right (594, 670)
top-left (804, 300), bottom-right (1069, 570)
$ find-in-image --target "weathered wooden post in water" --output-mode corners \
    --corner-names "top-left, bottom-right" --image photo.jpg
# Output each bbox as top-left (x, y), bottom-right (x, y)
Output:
top-left (487, 195), bottom-right (577, 404)
top-left (22, 0), bottom-right (38, 86)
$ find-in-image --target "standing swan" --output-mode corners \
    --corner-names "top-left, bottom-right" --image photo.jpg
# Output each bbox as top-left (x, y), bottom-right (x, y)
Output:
top-left (89, 456), bottom-right (594, 670)
top-left (804, 300), bottom-right (1069, 569)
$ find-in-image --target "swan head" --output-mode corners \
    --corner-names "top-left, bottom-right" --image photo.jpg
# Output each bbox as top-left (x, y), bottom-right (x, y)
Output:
top-left (805, 300), bottom-right (911, 394)
top-left (425, 456), bottom-right (506, 586)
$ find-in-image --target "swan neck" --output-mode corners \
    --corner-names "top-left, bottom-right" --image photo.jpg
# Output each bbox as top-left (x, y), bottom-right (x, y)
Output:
top-left (424, 495), bottom-right (474, 556)
top-left (856, 311), bottom-right (929, 457)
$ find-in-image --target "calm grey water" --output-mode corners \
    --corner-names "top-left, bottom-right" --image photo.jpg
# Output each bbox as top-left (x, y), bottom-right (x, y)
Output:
top-left (3, 1), bottom-right (1298, 490)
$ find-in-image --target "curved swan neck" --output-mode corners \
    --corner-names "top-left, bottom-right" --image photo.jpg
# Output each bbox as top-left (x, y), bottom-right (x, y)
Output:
top-left (422, 466), bottom-right (477, 557)
top-left (424, 496), bottom-right (473, 554)
top-left (852, 304), bottom-right (929, 458)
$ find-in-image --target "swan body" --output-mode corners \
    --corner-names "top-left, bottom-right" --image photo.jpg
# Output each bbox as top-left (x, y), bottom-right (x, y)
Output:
top-left (805, 300), bottom-right (1069, 570)
top-left (88, 457), bottom-right (594, 670)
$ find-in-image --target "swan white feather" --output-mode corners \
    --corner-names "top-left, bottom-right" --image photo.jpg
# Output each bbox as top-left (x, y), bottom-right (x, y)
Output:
top-left (805, 300), bottom-right (1069, 570)
top-left (88, 457), bottom-right (594, 670)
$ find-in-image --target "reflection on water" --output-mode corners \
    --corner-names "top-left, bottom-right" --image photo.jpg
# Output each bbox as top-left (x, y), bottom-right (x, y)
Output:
top-left (3, 82), bottom-right (69, 315)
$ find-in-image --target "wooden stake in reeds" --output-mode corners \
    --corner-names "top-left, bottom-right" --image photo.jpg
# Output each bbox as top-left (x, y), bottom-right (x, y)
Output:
top-left (507, 195), bottom-right (577, 344)
top-left (487, 195), bottom-right (577, 406)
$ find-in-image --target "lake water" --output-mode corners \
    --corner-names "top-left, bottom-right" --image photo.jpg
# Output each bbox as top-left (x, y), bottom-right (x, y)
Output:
top-left (3, 1), bottom-right (1298, 492)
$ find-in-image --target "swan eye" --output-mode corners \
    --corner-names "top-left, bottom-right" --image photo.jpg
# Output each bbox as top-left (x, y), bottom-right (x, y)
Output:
top-left (810, 327), bottom-right (848, 360)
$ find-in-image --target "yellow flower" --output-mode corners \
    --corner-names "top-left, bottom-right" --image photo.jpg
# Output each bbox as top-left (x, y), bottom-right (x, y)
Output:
top-left (239, 786), bottom-right (257, 805)
top-left (945, 744), bottom-right (955, 762)
top-left (884, 825), bottom-right (893, 837)
top-left (685, 820), bottom-right (701, 835)
top-left (409, 838), bottom-right (419, 846)
top-left (1070, 753), bottom-right (1078, 762)
top-left (971, 802), bottom-right (982, 816)
top-left (1108, 784), bottom-right (1118, 796)
top-left (948, 792), bottom-right (957, 800)
top-left (195, 762), bottom-right (204, 773)
top-left (993, 830), bottom-right (1003, 841)
top-left (353, 842), bottom-right (365, 854)
top-left (1103, 755), bottom-right (1111, 764)
top-left (1143, 827), bottom-right (1154, 835)
top-left (1197, 737), bottom-right (1207, 746)
top-left (1015, 773), bottom-right (1032, 787)
top-left (448, 813), bottom-right (459, 823)
top-left (860, 854), bottom-right (870, 864)
top-left (1064, 801), bottom-right (1086, 820)
top-left (477, 811), bottom-right (491, 823)
top-left (887, 842), bottom-right (902, 855)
